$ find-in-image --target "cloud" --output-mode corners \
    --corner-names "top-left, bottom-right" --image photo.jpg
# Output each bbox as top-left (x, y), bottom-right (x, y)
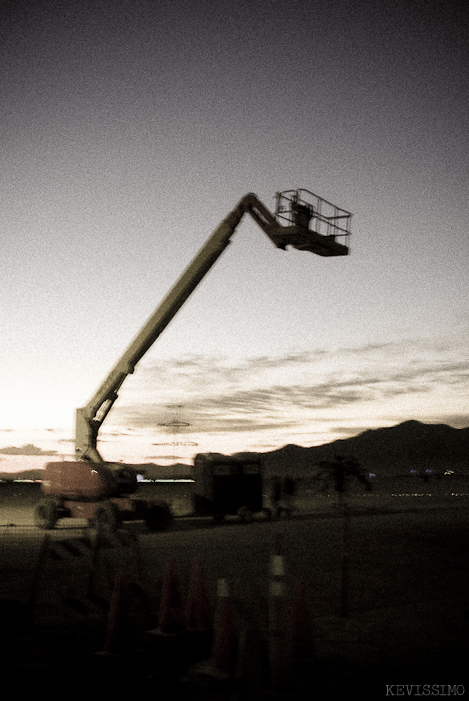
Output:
top-left (110, 338), bottom-right (469, 436)
top-left (122, 401), bottom-right (300, 434)
top-left (432, 414), bottom-right (469, 428)
top-left (0, 443), bottom-right (57, 456)
top-left (146, 455), bottom-right (188, 461)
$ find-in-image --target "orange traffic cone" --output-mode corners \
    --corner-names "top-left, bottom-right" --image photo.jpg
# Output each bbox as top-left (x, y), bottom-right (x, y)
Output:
top-left (152, 557), bottom-right (186, 636)
top-left (231, 626), bottom-right (269, 701)
top-left (192, 578), bottom-right (238, 680)
top-left (97, 572), bottom-right (131, 656)
top-left (288, 580), bottom-right (315, 673)
top-left (210, 578), bottom-right (237, 677)
top-left (186, 555), bottom-right (212, 632)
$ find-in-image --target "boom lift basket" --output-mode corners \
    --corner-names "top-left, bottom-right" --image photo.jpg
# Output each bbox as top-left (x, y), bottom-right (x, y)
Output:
top-left (274, 189), bottom-right (351, 254)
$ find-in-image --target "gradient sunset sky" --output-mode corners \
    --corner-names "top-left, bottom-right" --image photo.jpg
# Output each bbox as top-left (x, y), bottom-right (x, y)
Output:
top-left (1, 0), bottom-right (468, 468)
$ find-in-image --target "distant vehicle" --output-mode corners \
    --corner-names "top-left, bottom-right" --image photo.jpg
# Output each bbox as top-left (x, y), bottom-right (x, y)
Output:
top-left (35, 189), bottom-right (350, 532)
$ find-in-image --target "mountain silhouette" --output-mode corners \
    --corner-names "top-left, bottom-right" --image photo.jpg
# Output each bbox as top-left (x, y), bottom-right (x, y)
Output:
top-left (234, 420), bottom-right (469, 477)
top-left (1, 421), bottom-right (468, 482)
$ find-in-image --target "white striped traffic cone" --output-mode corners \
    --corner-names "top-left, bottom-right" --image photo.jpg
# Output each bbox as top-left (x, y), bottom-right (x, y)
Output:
top-left (268, 533), bottom-right (288, 686)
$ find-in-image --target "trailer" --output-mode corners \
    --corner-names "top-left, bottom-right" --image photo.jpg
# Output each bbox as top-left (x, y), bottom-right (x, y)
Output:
top-left (192, 453), bottom-right (268, 522)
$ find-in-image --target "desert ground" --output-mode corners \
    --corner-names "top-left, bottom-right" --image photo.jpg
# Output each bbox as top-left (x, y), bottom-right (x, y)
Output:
top-left (1, 482), bottom-right (468, 699)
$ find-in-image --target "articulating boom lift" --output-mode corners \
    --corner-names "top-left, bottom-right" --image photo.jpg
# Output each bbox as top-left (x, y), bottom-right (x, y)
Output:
top-left (37, 189), bottom-right (350, 532)
top-left (75, 189), bottom-right (350, 463)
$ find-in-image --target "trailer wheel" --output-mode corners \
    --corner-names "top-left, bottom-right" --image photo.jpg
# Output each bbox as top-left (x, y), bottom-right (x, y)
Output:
top-left (95, 501), bottom-right (121, 533)
top-left (34, 497), bottom-right (59, 530)
top-left (237, 506), bottom-right (254, 523)
top-left (145, 502), bottom-right (173, 531)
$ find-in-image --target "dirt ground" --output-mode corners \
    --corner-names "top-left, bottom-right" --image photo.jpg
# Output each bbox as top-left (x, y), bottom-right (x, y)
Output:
top-left (0, 486), bottom-right (468, 699)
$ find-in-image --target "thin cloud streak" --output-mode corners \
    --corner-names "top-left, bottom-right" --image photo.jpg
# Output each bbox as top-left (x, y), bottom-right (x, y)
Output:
top-left (0, 444), bottom-right (57, 456)
top-left (112, 337), bottom-right (469, 438)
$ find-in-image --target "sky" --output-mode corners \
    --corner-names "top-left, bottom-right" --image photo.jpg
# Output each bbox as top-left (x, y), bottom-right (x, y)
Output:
top-left (1, 0), bottom-right (468, 470)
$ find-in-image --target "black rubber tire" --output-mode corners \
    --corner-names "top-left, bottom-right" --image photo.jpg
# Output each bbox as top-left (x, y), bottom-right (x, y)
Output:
top-left (34, 497), bottom-right (59, 530)
top-left (237, 506), bottom-right (254, 523)
top-left (145, 502), bottom-right (173, 531)
top-left (95, 501), bottom-right (121, 533)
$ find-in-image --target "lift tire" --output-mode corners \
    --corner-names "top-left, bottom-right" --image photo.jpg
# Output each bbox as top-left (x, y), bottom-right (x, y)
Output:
top-left (145, 501), bottom-right (173, 531)
top-left (34, 497), bottom-right (59, 530)
top-left (95, 501), bottom-right (121, 534)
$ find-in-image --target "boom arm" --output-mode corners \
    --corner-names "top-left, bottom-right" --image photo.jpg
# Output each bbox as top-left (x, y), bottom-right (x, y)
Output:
top-left (75, 190), bottom-right (350, 462)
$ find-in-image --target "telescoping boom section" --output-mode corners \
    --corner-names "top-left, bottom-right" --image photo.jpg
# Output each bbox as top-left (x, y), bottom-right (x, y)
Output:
top-left (75, 189), bottom-right (351, 462)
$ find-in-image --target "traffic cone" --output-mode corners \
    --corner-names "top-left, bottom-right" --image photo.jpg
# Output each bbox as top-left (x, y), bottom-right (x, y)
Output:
top-left (97, 572), bottom-right (131, 656)
top-left (191, 578), bottom-right (238, 680)
top-left (151, 557), bottom-right (186, 636)
top-left (269, 533), bottom-right (285, 627)
top-left (268, 533), bottom-right (288, 687)
top-left (208, 578), bottom-right (238, 678)
top-left (185, 556), bottom-right (213, 662)
top-left (288, 580), bottom-right (316, 674)
top-left (231, 626), bottom-right (269, 701)
top-left (186, 555), bottom-right (212, 632)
